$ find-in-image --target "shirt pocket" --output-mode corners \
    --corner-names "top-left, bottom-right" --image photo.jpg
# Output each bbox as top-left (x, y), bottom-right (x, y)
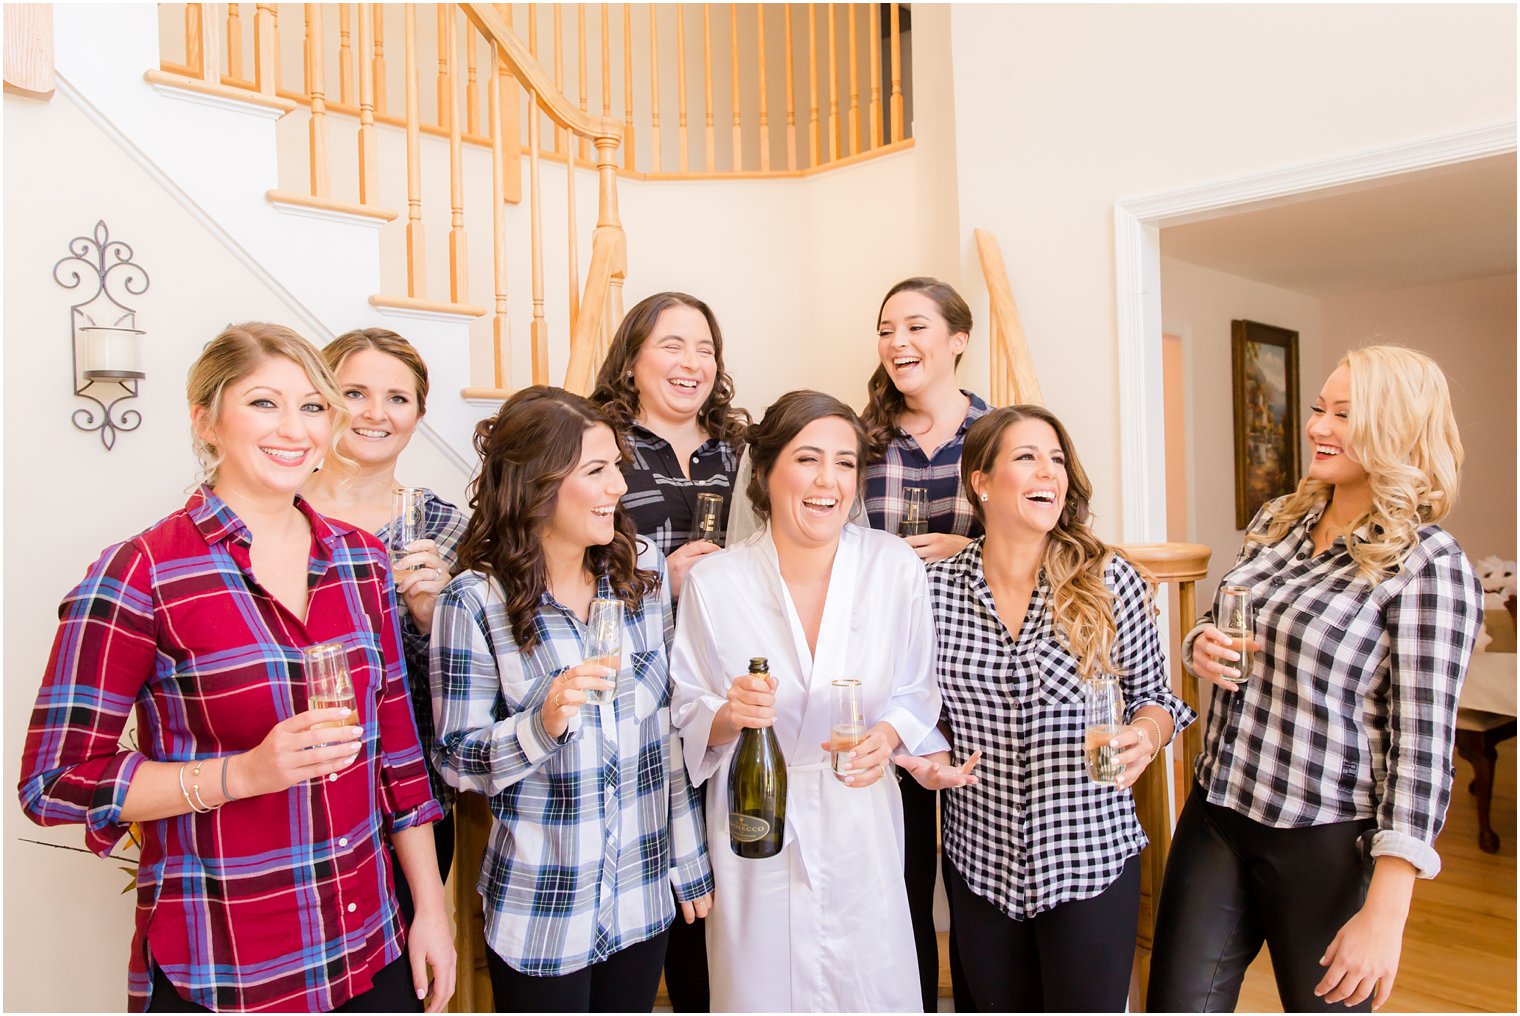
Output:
top-left (629, 648), bottom-right (670, 722)
top-left (1033, 639), bottom-right (1087, 708)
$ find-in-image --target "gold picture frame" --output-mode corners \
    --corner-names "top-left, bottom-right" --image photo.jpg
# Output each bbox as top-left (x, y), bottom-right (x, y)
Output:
top-left (1231, 319), bottom-right (1301, 529)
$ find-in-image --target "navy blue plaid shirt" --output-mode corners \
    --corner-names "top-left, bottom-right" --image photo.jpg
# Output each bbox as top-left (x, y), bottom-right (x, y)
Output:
top-left (429, 543), bottom-right (712, 975)
top-left (864, 390), bottom-right (990, 537)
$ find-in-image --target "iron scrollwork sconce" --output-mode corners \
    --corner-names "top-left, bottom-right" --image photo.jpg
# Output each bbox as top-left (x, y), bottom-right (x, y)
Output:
top-left (53, 220), bottom-right (151, 450)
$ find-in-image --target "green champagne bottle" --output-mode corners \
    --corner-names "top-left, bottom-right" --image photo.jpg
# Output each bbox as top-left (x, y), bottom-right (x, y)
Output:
top-left (727, 657), bottom-right (787, 858)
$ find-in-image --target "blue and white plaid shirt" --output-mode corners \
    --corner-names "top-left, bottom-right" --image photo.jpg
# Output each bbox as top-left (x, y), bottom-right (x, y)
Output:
top-left (430, 543), bottom-right (713, 975)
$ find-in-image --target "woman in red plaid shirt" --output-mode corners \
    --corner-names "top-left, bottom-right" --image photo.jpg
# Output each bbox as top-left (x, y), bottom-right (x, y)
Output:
top-left (19, 323), bottom-right (455, 1013)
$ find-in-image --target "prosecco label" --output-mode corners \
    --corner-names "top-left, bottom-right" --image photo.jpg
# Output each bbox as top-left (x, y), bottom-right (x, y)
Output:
top-left (729, 813), bottom-right (772, 843)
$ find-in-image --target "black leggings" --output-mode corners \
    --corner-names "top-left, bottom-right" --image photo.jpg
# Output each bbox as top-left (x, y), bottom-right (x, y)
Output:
top-left (899, 773), bottom-right (942, 1012)
top-left (148, 953), bottom-right (421, 1013)
top-left (661, 904), bottom-right (709, 1011)
top-left (945, 853), bottom-right (1140, 1012)
top-left (487, 927), bottom-right (670, 1013)
top-left (1147, 788), bottom-right (1375, 1013)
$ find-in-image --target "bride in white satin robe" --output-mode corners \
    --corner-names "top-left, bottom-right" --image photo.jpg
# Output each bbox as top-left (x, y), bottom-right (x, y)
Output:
top-left (670, 393), bottom-right (976, 1013)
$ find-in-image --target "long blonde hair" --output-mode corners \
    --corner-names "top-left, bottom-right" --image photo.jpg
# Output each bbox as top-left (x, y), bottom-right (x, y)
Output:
top-left (1251, 344), bottom-right (1463, 582)
top-left (963, 405), bottom-right (1141, 678)
top-left (187, 322), bottom-right (348, 485)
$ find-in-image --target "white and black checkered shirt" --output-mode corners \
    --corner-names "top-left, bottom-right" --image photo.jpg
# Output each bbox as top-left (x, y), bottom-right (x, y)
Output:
top-left (927, 539), bottom-right (1197, 920)
top-left (1186, 496), bottom-right (1484, 878)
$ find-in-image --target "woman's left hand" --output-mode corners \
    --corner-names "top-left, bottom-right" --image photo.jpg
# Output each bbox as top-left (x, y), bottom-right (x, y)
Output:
top-left (903, 532), bottom-right (973, 564)
top-left (1315, 905), bottom-right (1405, 1009)
top-left (406, 903), bottom-right (457, 1013)
top-left (679, 891), bottom-right (715, 924)
top-left (1108, 724), bottom-right (1158, 790)
top-left (394, 539), bottom-right (450, 634)
top-left (818, 721), bottom-right (900, 789)
top-left (895, 749), bottom-right (982, 790)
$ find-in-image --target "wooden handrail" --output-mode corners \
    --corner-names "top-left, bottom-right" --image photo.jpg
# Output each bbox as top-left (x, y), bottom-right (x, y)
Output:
top-left (974, 227), bottom-right (1045, 407)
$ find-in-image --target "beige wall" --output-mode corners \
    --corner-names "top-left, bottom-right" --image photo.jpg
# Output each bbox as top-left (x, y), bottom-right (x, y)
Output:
top-left (1160, 257), bottom-right (1326, 602)
top-left (946, 3), bottom-right (1516, 542)
top-left (1320, 274), bottom-right (1517, 561)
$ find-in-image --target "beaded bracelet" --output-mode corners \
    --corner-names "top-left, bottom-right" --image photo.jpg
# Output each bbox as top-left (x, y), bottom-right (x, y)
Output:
top-left (1133, 716), bottom-right (1166, 765)
top-left (178, 762), bottom-right (212, 814)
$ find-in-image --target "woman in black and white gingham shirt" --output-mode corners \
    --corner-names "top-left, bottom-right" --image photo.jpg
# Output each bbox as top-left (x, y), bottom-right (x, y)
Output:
top-left (1149, 346), bottom-right (1484, 1013)
top-left (917, 404), bottom-right (1195, 1012)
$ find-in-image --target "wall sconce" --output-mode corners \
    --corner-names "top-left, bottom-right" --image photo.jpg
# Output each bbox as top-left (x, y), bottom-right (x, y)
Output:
top-left (53, 221), bottom-right (151, 450)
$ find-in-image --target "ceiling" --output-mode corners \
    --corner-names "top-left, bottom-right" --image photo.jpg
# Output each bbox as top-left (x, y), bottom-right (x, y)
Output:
top-left (1159, 153), bottom-right (1517, 296)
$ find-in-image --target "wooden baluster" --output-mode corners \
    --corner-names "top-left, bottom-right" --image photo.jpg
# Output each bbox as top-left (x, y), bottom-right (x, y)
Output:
top-left (577, 5), bottom-right (589, 162)
top-left (186, 4), bottom-right (202, 81)
top-left (227, 4), bottom-right (244, 82)
top-left (303, 5), bottom-right (310, 93)
top-left (756, 5), bottom-right (769, 172)
top-left (807, 4), bottom-right (818, 168)
top-left (623, 4), bottom-right (635, 171)
top-left (338, 4), bottom-right (352, 104)
top-left (528, 5), bottom-right (541, 151)
top-left (784, 4), bottom-right (796, 170)
top-left (497, 2), bottom-right (522, 205)
top-left (567, 147), bottom-right (580, 332)
top-left (826, 3), bottom-right (837, 163)
top-left (255, 3), bottom-right (276, 96)
top-left (357, 3), bottom-right (377, 204)
top-left (528, 87), bottom-right (548, 384)
top-left (552, 5), bottom-right (563, 156)
top-left (868, 0), bottom-right (881, 149)
top-left (846, 3), bottom-right (858, 156)
top-left (602, 4), bottom-right (612, 136)
top-left (435, 4), bottom-right (449, 129)
top-left (702, 4), bottom-right (714, 170)
top-left (676, 4), bottom-right (687, 172)
top-left (648, 3), bottom-right (661, 172)
top-left (403, 3), bottom-right (425, 298)
top-left (729, 4), bottom-right (741, 171)
top-left (889, 1), bottom-right (902, 142)
top-left (307, 4), bottom-right (329, 197)
top-left (199, 3), bottom-right (219, 84)
top-left (371, 5), bottom-right (384, 114)
top-left (489, 44), bottom-right (510, 389)
top-left (447, 4), bottom-right (467, 304)
top-left (466, 21), bottom-right (479, 136)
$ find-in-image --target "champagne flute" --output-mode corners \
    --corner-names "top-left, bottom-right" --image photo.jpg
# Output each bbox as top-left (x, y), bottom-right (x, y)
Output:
top-left (1084, 676), bottom-right (1125, 786)
top-left (582, 597), bottom-right (623, 705)
top-left (898, 486), bottom-right (928, 537)
top-left (829, 679), bottom-right (867, 782)
top-left (388, 487), bottom-right (426, 570)
top-left (305, 642), bottom-right (359, 746)
top-left (690, 492), bottom-right (726, 548)
top-left (1218, 586), bottom-right (1256, 684)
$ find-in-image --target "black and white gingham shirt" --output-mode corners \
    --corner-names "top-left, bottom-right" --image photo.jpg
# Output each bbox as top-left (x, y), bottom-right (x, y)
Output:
top-left (619, 423), bottom-right (740, 555)
top-left (1186, 496), bottom-right (1483, 878)
top-left (927, 539), bottom-right (1196, 919)
top-left (864, 390), bottom-right (989, 537)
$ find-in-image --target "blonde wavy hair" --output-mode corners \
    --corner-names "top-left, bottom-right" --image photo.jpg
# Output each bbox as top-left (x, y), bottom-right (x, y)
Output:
top-left (187, 322), bottom-right (348, 485)
top-left (1250, 344), bottom-right (1463, 582)
top-left (963, 405), bottom-right (1143, 679)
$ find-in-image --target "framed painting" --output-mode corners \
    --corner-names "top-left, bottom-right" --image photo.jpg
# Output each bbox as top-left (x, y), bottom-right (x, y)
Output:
top-left (1231, 320), bottom-right (1301, 529)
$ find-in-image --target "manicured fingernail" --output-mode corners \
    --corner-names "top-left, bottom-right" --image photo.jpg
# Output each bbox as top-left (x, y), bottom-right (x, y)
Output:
top-left (416, 988), bottom-right (426, 1000)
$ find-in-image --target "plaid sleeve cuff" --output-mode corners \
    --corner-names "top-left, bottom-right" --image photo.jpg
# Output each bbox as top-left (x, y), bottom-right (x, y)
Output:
top-left (84, 750), bottom-right (148, 857)
top-left (389, 796), bottom-right (445, 834)
top-left (1370, 828), bottom-right (1442, 879)
top-left (517, 707), bottom-right (579, 766)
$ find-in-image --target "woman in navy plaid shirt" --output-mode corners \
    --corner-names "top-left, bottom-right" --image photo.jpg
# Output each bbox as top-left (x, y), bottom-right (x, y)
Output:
top-left (921, 404), bottom-right (1194, 1012)
top-left (1149, 346), bottom-right (1483, 1012)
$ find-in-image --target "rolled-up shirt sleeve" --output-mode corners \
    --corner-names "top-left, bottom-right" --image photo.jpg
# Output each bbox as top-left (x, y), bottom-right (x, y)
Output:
top-left (374, 578), bottom-right (442, 832)
top-left (19, 541), bottom-right (156, 857)
top-left (1371, 548), bottom-right (1482, 879)
top-left (1112, 556), bottom-right (1197, 737)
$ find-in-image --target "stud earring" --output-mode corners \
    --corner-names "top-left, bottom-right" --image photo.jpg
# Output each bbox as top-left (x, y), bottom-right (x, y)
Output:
top-left (979, 492), bottom-right (989, 502)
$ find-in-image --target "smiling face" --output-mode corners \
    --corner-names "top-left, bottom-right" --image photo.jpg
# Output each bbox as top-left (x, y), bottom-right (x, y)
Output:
top-left (630, 304), bottom-right (717, 429)
top-left (971, 417), bottom-right (1069, 541)
top-left (334, 348), bottom-right (422, 467)
top-left (1306, 363), bottom-right (1369, 489)
top-left (193, 355), bottom-right (332, 499)
top-left (542, 423), bottom-right (629, 556)
top-left (763, 416), bottom-right (861, 549)
top-left (876, 289), bottom-right (968, 399)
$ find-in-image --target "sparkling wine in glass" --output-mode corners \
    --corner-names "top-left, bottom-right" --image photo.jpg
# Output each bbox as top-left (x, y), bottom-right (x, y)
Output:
top-left (305, 642), bottom-right (359, 744)
top-left (1218, 586), bottom-right (1256, 685)
top-left (830, 679), bottom-right (867, 782)
top-left (898, 486), bottom-right (928, 537)
top-left (690, 492), bottom-right (726, 547)
top-left (1084, 676), bottom-right (1125, 786)
top-left (388, 487), bottom-right (426, 569)
top-left (582, 597), bottom-right (623, 705)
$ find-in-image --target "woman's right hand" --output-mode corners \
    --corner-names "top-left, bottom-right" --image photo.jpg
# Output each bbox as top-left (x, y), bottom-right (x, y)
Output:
top-left (667, 539), bottom-right (723, 600)
top-left (231, 709), bottom-right (364, 797)
top-left (1191, 625), bottom-right (1263, 691)
top-left (724, 670), bottom-right (778, 729)
top-left (540, 662), bottom-right (615, 740)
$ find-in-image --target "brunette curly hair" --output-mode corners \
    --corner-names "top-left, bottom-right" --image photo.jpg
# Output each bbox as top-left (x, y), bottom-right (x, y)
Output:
top-left (454, 386), bottom-right (658, 653)
top-left (861, 277), bottom-right (974, 458)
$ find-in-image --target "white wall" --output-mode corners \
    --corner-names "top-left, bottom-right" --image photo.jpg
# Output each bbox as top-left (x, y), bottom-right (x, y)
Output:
top-left (1320, 274), bottom-right (1517, 561)
top-left (945, 3), bottom-right (1516, 542)
top-left (1160, 257), bottom-right (1325, 601)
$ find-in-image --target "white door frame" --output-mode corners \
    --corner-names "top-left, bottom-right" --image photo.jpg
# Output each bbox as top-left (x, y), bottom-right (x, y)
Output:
top-left (1112, 120), bottom-right (1517, 544)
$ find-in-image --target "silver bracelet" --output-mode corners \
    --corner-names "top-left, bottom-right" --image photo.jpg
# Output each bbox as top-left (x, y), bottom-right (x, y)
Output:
top-left (190, 759), bottom-right (216, 812)
top-left (178, 762), bottom-right (212, 814)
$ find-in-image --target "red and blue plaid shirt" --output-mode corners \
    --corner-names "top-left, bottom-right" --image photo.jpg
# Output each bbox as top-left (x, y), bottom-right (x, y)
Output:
top-left (18, 486), bottom-right (442, 1012)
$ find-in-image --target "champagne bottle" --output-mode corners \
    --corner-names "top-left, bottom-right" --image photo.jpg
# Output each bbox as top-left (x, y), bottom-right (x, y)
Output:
top-left (728, 657), bottom-right (787, 858)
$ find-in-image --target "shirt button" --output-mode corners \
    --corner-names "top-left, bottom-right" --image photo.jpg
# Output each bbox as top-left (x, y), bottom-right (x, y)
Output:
top-left (346, 903), bottom-right (357, 913)
top-left (338, 837), bottom-right (348, 847)
top-left (328, 773), bottom-right (338, 782)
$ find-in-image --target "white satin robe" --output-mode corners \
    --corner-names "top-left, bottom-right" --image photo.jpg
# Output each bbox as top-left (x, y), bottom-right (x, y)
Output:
top-left (670, 524), bottom-right (947, 1013)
